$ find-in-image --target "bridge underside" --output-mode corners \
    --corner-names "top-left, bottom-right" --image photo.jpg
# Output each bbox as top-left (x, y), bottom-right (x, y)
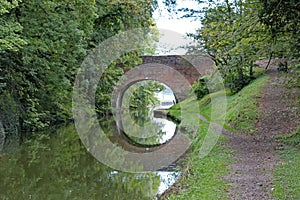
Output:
top-left (111, 63), bottom-right (193, 110)
top-left (112, 55), bottom-right (214, 111)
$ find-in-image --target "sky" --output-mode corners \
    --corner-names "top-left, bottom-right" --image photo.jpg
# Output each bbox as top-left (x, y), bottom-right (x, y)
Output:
top-left (153, 0), bottom-right (202, 35)
top-left (152, 0), bottom-right (203, 55)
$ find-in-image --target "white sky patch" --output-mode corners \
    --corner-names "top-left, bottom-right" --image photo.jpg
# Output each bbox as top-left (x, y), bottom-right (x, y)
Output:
top-left (153, 29), bottom-right (195, 55)
top-left (153, 0), bottom-right (202, 55)
top-left (153, 0), bottom-right (202, 35)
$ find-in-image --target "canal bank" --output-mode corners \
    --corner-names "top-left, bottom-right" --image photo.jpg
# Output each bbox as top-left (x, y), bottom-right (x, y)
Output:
top-left (159, 75), bottom-right (270, 199)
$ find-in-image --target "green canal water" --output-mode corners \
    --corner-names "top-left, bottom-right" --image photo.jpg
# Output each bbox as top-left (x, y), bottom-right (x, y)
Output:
top-left (0, 117), bottom-right (180, 199)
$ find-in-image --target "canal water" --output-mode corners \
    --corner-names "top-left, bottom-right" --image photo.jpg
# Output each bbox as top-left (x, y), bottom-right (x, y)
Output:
top-left (0, 114), bottom-right (181, 199)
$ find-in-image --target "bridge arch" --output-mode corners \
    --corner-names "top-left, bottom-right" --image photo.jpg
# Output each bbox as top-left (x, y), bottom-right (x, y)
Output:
top-left (111, 63), bottom-right (192, 111)
top-left (111, 55), bottom-right (214, 110)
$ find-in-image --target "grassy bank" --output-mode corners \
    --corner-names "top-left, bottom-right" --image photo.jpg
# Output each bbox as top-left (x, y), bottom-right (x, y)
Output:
top-left (273, 128), bottom-right (300, 199)
top-left (168, 75), bottom-right (269, 133)
top-left (162, 75), bottom-right (269, 199)
top-left (162, 132), bottom-right (232, 199)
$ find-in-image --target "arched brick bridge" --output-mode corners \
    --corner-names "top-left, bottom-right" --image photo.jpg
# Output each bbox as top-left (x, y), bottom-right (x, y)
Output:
top-left (112, 55), bottom-right (213, 110)
top-left (109, 55), bottom-right (213, 170)
top-left (108, 55), bottom-right (213, 170)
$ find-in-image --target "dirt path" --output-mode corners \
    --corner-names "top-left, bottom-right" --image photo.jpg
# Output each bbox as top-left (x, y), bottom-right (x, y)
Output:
top-left (225, 69), bottom-right (299, 199)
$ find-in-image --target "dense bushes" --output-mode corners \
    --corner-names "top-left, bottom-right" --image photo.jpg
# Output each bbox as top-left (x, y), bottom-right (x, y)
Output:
top-left (185, 0), bottom-right (299, 96)
top-left (0, 0), bottom-right (157, 133)
top-left (192, 77), bottom-right (209, 100)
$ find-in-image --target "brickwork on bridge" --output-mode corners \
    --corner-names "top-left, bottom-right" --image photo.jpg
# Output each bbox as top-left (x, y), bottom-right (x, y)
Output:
top-left (112, 55), bottom-right (213, 110)
top-left (140, 55), bottom-right (213, 85)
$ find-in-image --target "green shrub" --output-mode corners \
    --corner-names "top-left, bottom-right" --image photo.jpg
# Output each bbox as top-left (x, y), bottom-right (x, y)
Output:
top-left (192, 77), bottom-right (209, 100)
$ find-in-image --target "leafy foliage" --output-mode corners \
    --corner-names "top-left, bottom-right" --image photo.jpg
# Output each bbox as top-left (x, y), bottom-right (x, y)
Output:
top-left (259, 0), bottom-right (300, 91)
top-left (92, 0), bottom-right (158, 117)
top-left (127, 81), bottom-right (165, 127)
top-left (192, 76), bottom-right (209, 100)
top-left (0, 0), bottom-right (27, 51)
top-left (0, 0), bottom-right (157, 132)
top-left (177, 0), bottom-right (299, 94)
top-left (184, 0), bottom-right (271, 93)
top-left (129, 81), bottom-right (165, 109)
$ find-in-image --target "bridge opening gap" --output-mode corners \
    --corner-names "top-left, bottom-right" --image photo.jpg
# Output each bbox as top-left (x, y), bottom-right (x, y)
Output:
top-left (119, 80), bottom-right (178, 147)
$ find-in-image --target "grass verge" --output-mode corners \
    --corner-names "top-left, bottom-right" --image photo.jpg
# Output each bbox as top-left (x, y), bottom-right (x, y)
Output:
top-left (161, 128), bottom-right (232, 200)
top-left (161, 75), bottom-right (269, 199)
top-left (168, 75), bottom-right (269, 133)
top-left (225, 75), bottom-right (269, 132)
top-left (273, 128), bottom-right (300, 199)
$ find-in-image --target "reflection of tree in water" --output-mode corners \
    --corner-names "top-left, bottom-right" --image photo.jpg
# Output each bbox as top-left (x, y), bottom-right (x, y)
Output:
top-left (130, 108), bottom-right (151, 127)
top-left (0, 121), bottom-right (4, 151)
top-left (0, 125), bottom-right (161, 199)
top-left (125, 80), bottom-right (177, 146)
top-left (128, 128), bottom-right (167, 147)
top-left (127, 109), bottom-right (175, 146)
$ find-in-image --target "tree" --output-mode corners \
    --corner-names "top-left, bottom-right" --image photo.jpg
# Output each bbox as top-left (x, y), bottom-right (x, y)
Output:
top-left (0, 0), bottom-right (27, 135)
top-left (0, 0), bottom-right (26, 51)
top-left (15, 0), bottom-right (97, 130)
top-left (0, 0), bottom-right (158, 133)
top-left (93, 0), bottom-right (158, 117)
top-left (184, 0), bottom-right (271, 92)
top-left (129, 81), bottom-right (165, 109)
top-left (259, 0), bottom-right (300, 90)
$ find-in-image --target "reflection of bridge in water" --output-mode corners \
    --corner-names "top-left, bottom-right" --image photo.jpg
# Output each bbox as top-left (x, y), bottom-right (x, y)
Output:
top-left (108, 112), bottom-right (178, 152)
top-left (107, 115), bottom-right (191, 170)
